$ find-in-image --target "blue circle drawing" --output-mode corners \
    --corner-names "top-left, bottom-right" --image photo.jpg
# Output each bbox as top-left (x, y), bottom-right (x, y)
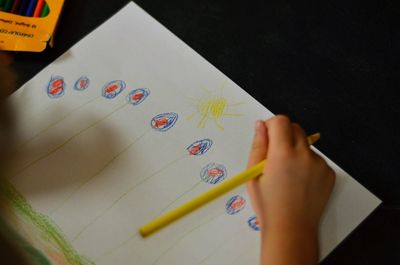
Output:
top-left (150, 112), bottom-right (179, 132)
top-left (127, 88), bottom-right (150, 105)
top-left (187, 139), bottom-right (213, 156)
top-left (102, 80), bottom-right (126, 99)
top-left (248, 216), bottom-right (260, 231)
top-left (46, 75), bottom-right (65, 99)
top-left (200, 163), bottom-right (227, 184)
top-left (225, 195), bottom-right (246, 215)
top-left (74, 76), bottom-right (90, 91)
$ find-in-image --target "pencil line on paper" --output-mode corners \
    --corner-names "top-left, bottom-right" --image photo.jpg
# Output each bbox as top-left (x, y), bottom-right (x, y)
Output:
top-left (12, 102), bottom-right (128, 178)
top-left (196, 231), bottom-right (239, 265)
top-left (72, 154), bottom-right (187, 242)
top-left (17, 95), bottom-right (102, 148)
top-left (49, 127), bottom-right (152, 215)
top-left (98, 180), bottom-right (205, 260)
top-left (107, 154), bottom-right (187, 209)
top-left (95, 233), bottom-right (139, 261)
top-left (92, 138), bottom-right (213, 259)
top-left (150, 213), bottom-right (222, 265)
top-left (95, 181), bottom-right (205, 259)
top-left (158, 180), bottom-right (203, 215)
top-left (16, 75), bottom-right (90, 145)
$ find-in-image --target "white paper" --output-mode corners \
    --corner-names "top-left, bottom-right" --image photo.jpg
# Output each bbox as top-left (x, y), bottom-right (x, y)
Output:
top-left (5, 2), bottom-right (380, 264)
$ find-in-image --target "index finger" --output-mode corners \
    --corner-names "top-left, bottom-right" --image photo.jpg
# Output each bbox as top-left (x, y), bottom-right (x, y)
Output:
top-left (265, 115), bottom-right (295, 151)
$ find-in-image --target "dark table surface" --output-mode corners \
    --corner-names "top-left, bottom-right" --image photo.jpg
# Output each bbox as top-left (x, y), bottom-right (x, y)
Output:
top-left (7, 0), bottom-right (400, 264)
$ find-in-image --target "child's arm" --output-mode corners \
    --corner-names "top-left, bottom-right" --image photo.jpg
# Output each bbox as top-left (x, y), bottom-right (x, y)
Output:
top-left (247, 115), bottom-right (335, 265)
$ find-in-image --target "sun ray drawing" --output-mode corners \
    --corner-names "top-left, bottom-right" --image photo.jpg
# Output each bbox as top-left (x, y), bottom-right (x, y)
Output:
top-left (187, 83), bottom-right (243, 131)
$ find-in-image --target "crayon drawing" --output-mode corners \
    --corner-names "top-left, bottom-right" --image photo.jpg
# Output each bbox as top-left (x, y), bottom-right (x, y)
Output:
top-left (150, 112), bottom-right (179, 132)
top-left (102, 80), bottom-right (126, 99)
top-left (46, 75), bottom-right (65, 99)
top-left (70, 136), bottom-right (213, 244)
top-left (225, 195), bottom-right (246, 215)
top-left (11, 98), bottom-right (128, 178)
top-left (127, 88), bottom-right (150, 105)
top-left (186, 139), bottom-right (213, 156)
top-left (187, 86), bottom-right (242, 131)
top-left (74, 76), bottom-right (90, 91)
top-left (200, 163), bottom-right (227, 184)
top-left (0, 181), bottom-right (93, 265)
top-left (248, 216), bottom-right (260, 231)
top-left (6, 3), bottom-right (381, 265)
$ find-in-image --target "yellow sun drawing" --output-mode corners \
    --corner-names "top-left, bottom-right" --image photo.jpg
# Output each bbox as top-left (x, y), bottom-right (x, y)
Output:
top-left (187, 83), bottom-right (243, 131)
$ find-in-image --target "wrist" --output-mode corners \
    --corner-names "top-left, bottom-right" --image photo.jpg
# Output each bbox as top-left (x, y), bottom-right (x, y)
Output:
top-left (263, 217), bottom-right (319, 237)
top-left (261, 208), bottom-right (320, 236)
top-left (260, 219), bottom-right (319, 265)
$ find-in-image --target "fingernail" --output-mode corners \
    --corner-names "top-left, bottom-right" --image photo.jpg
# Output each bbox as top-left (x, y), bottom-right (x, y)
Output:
top-left (255, 120), bottom-right (263, 133)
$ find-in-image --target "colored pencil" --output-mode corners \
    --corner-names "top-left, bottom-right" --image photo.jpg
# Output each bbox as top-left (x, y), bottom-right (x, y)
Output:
top-left (3, 0), bottom-right (14, 12)
top-left (33, 0), bottom-right (44, 17)
top-left (11, 0), bottom-right (21, 14)
top-left (40, 2), bottom-right (48, 17)
top-left (24, 0), bottom-right (36, 16)
top-left (139, 133), bottom-right (321, 237)
top-left (17, 0), bottom-right (28, 15)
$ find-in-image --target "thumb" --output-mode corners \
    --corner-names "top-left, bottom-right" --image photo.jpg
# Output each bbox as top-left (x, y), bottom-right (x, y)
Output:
top-left (247, 120), bottom-right (268, 167)
top-left (247, 120), bottom-right (268, 221)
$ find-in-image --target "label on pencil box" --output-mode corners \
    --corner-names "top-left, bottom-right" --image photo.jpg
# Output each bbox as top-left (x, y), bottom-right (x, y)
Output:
top-left (0, 0), bottom-right (64, 52)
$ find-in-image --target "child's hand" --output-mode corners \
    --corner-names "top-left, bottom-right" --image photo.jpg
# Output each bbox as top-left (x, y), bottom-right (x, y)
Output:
top-left (246, 115), bottom-right (335, 265)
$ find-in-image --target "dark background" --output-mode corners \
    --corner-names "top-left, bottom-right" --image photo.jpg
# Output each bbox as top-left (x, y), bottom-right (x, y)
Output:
top-left (8, 0), bottom-right (400, 264)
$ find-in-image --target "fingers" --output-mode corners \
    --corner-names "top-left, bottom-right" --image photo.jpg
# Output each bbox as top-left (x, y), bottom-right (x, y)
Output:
top-left (292, 123), bottom-right (308, 148)
top-left (265, 115), bottom-right (310, 152)
top-left (247, 115), bottom-right (312, 176)
top-left (265, 115), bottom-right (294, 150)
top-left (246, 120), bottom-right (268, 221)
top-left (247, 120), bottom-right (268, 167)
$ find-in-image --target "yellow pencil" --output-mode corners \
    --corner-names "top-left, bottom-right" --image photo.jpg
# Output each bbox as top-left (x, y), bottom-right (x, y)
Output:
top-left (139, 133), bottom-right (320, 237)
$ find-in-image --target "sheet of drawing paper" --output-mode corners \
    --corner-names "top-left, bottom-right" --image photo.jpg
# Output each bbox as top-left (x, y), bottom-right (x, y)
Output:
top-left (6, 2), bottom-right (381, 264)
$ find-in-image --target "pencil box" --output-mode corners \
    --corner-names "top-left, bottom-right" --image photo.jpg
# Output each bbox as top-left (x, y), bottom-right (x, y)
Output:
top-left (0, 0), bottom-right (64, 52)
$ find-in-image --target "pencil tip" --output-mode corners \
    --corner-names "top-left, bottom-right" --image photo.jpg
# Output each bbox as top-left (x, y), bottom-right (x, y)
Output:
top-left (138, 228), bottom-right (148, 238)
top-left (308, 133), bottom-right (320, 145)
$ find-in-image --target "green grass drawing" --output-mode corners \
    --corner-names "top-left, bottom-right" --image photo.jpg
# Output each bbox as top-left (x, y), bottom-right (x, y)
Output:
top-left (0, 180), bottom-right (94, 265)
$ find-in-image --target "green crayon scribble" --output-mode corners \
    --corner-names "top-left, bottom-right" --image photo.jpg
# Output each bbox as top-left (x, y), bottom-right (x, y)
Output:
top-left (0, 180), bottom-right (94, 265)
